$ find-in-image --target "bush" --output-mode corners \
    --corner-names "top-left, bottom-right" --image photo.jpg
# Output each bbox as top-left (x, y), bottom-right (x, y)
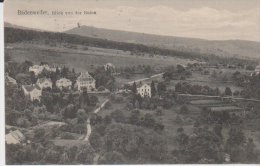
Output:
top-left (104, 101), bottom-right (111, 109)
top-left (233, 90), bottom-right (240, 96)
top-left (110, 110), bottom-right (126, 123)
top-left (155, 109), bottom-right (163, 116)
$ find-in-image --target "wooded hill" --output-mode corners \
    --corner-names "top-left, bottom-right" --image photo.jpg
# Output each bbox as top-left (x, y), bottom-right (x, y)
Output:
top-left (5, 27), bottom-right (257, 66)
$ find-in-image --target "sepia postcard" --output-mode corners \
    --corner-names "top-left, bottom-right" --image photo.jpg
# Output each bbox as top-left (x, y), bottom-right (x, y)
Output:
top-left (3, 0), bottom-right (260, 165)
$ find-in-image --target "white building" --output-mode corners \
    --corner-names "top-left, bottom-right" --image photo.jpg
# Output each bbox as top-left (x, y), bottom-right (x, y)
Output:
top-left (76, 72), bottom-right (96, 91)
top-left (29, 64), bottom-right (57, 76)
top-left (29, 65), bottom-right (43, 76)
top-left (5, 130), bottom-right (26, 145)
top-left (56, 78), bottom-right (72, 90)
top-left (22, 84), bottom-right (42, 101)
top-left (36, 78), bottom-right (52, 89)
top-left (104, 63), bottom-right (115, 72)
top-left (137, 83), bottom-right (151, 97)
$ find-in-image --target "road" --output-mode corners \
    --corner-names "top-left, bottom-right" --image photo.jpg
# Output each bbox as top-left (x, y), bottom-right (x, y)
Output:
top-left (83, 99), bottom-right (110, 141)
top-left (127, 72), bottom-right (164, 85)
top-left (178, 93), bottom-right (260, 102)
top-left (82, 73), bottom-right (164, 164)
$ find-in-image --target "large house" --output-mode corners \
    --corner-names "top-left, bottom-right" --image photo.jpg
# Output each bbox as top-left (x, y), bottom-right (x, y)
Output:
top-left (5, 74), bottom-right (17, 86)
top-left (137, 83), bottom-right (151, 97)
top-left (56, 78), bottom-right (72, 90)
top-left (22, 84), bottom-right (42, 101)
top-left (36, 78), bottom-right (53, 89)
top-left (5, 130), bottom-right (26, 145)
top-left (29, 64), bottom-right (57, 76)
top-left (76, 72), bottom-right (96, 91)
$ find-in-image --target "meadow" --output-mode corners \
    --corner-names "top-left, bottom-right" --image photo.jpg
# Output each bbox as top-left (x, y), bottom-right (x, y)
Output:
top-left (6, 43), bottom-right (196, 73)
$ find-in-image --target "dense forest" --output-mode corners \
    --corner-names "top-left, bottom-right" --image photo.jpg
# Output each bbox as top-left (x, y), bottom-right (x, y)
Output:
top-left (5, 27), bottom-right (257, 66)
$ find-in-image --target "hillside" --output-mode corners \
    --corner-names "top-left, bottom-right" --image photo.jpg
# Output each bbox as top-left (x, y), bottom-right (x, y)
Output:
top-left (66, 26), bottom-right (260, 59)
top-left (4, 22), bottom-right (44, 32)
top-left (4, 27), bottom-right (257, 67)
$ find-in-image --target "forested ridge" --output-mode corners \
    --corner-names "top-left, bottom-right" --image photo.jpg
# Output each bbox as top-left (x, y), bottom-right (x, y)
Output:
top-left (5, 27), bottom-right (256, 66)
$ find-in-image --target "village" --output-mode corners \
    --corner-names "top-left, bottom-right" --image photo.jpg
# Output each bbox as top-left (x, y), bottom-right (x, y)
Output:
top-left (5, 54), bottom-right (260, 164)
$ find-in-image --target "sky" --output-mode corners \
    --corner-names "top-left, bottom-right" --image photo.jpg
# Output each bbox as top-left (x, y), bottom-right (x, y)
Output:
top-left (4, 0), bottom-right (260, 41)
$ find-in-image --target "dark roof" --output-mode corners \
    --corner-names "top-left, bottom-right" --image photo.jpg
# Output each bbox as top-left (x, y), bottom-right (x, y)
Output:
top-left (77, 72), bottom-right (95, 82)
top-left (23, 84), bottom-right (41, 92)
top-left (137, 83), bottom-right (150, 88)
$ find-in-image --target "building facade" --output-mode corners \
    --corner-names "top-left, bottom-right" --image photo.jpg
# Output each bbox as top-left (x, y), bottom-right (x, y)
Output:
top-left (29, 65), bottom-right (43, 76)
top-left (76, 72), bottom-right (96, 91)
top-left (56, 78), bottom-right (72, 90)
top-left (22, 84), bottom-right (42, 101)
top-left (104, 63), bottom-right (115, 72)
top-left (36, 78), bottom-right (53, 89)
top-left (137, 83), bottom-right (151, 97)
top-left (29, 64), bottom-right (58, 76)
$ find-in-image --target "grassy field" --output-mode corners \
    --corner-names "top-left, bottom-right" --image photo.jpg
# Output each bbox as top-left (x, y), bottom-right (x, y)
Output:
top-left (167, 72), bottom-right (243, 92)
top-left (6, 43), bottom-right (197, 73)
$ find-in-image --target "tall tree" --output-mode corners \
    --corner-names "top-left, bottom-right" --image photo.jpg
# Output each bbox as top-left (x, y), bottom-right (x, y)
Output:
top-left (151, 81), bottom-right (156, 97)
top-left (225, 87), bottom-right (232, 96)
top-left (157, 82), bottom-right (166, 96)
top-left (132, 82), bottom-right (137, 94)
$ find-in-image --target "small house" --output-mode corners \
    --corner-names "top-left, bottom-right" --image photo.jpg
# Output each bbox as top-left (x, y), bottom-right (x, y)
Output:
top-left (36, 78), bottom-right (52, 89)
top-left (22, 84), bottom-right (42, 101)
top-left (56, 78), bottom-right (72, 90)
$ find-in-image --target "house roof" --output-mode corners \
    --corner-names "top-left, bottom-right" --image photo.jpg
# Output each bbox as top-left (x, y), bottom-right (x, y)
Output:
top-left (5, 75), bottom-right (17, 84)
top-left (23, 84), bottom-right (41, 92)
top-left (105, 63), bottom-right (115, 67)
top-left (37, 78), bottom-right (52, 84)
top-left (30, 65), bottom-right (41, 69)
top-left (6, 130), bottom-right (25, 143)
top-left (137, 83), bottom-right (150, 88)
top-left (57, 78), bottom-right (72, 83)
top-left (77, 72), bottom-right (95, 82)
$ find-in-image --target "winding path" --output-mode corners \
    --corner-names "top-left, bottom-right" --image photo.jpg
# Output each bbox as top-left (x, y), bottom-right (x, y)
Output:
top-left (82, 73), bottom-right (164, 164)
top-left (83, 99), bottom-right (110, 141)
top-left (127, 72), bottom-right (164, 85)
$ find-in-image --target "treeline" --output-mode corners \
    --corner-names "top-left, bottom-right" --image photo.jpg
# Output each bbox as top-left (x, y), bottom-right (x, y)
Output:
top-left (5, 27), bottom-right (256, 66)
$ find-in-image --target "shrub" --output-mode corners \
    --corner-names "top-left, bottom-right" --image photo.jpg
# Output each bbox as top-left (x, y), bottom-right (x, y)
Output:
top-left (104, 101), bottom-right (111, 109)
top-left (179, 105), bottom-right (189, 114)
top-left (155, 109), bottom-right (163, 116)
top-left (233, 90), bottom-right (240, 96)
